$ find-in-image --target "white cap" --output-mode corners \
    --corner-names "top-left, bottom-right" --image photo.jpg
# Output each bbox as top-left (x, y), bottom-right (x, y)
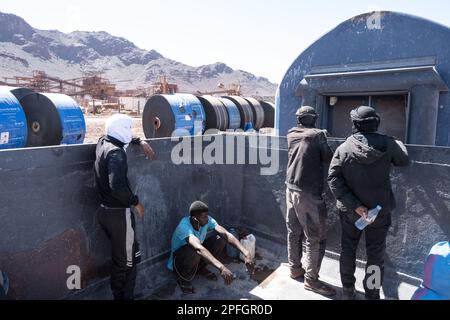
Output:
top-left (105, 114), bottom-right (133, 144)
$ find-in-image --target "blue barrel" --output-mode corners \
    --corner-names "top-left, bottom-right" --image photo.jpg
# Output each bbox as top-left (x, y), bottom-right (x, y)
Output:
top-left (0, 89), bottom-right (28, 149)
top-left (218, 97), bottom-right (241, 130)
top-left (143, 94), bottom-right (206, 138)
top-left (19, 93), bottom-right (86, 147)
top-left (222, 96), bottom-right (254, 130)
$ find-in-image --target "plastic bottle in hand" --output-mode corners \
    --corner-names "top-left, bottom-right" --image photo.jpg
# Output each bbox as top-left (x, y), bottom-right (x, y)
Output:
top-left (355, 205), bottom-right (382, 230)
top-left (240, 234), bottom-right (256, 261)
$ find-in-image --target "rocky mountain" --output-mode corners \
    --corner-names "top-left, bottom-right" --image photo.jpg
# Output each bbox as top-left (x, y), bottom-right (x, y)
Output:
top-left (0, 12), bottom-right (277, 96)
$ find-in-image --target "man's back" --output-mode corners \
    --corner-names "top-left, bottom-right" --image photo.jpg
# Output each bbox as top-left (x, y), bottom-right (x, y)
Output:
top-left (328, 133), bottom-right (409, 218)
top-left (286, 127), bottom-right (332, 195)
top-left (94, 135), bottom-right (137, 208)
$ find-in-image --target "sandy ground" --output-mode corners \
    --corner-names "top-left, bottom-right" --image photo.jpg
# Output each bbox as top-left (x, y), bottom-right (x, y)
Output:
top-left (84, 115), bottom-right (145, 144)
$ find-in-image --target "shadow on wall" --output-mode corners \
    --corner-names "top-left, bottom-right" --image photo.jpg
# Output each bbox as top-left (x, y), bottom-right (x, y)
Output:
top-left (242, 139), bottom-right (450, 287)
top-left (0, 136), bottom-right (247, 299)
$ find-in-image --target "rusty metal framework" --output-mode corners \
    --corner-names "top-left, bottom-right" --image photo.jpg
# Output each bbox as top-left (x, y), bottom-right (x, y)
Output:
top-left (0, 71), bottom-right (183, 99)
top-left (1, 70), bottom-right (117, 100)
top-left (196, 82), bottom-right (241, 96)
top-left (150, 75), bottom-right (178, 95)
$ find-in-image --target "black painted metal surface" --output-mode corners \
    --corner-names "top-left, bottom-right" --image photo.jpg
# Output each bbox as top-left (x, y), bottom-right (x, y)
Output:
top-left (197, 95), bottom-right (229, 131)
top-left (244, 97), bottom-right (265, 130)
top-left (0, 137), bottom-right (448, 299)
top-left (259, 100), bottom-right (275, 128)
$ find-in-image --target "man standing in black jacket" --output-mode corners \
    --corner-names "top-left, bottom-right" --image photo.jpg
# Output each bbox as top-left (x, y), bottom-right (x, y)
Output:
top-left (286, 106), bottom-right (336, 297)
top-left (328, 106), bottom-right (409, 300)
top-left (94, 114), bottom-right (155, 300)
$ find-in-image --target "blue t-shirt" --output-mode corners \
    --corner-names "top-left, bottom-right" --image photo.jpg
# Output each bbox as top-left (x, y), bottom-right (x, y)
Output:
top-left (167, 216), bottom-right (218, 271)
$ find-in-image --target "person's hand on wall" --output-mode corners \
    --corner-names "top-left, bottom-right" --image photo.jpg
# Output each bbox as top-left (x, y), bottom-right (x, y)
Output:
top-left (321, 129), bottom-right (330, 137)
top-left (140, 141), bottom-right (156, 160)
top-left (134, 202), bottom-right (145, 219)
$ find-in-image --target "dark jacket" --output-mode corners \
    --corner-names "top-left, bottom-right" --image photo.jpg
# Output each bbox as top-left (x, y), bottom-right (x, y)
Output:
top-left (94, 135), bottom-right (141, 208)
top-left (286, 126), bottom-right (333, 196)
top-left (328, 133), bottom-right (409, 217)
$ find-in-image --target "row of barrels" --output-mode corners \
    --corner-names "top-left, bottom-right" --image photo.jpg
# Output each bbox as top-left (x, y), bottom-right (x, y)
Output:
top-left (142, 94), bottom-right (275, 138)
top-left (0, 86), bottom-right (86, 149)
top-left (1, 89), bottom-right (275, 149)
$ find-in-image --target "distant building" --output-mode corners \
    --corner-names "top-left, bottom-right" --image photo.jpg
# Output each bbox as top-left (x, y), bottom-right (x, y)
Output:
top-left (276, 11), bottom-right (450, 146)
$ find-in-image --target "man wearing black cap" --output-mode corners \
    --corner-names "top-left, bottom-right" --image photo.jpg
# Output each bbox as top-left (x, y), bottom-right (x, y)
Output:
top-left (286, 106), bottom-right (336, 297)
top-left (167, 201), bottom-right (255, 293)
top-left (328, 106), bottom-right (409, 300)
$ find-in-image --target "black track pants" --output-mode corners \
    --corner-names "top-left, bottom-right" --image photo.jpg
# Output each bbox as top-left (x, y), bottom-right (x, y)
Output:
top-left (98, 206), bottom-right (141, 300)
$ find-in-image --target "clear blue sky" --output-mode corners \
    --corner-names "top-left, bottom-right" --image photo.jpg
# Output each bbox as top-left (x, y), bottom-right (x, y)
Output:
top-left (2, 0), bottom-right (450, 83)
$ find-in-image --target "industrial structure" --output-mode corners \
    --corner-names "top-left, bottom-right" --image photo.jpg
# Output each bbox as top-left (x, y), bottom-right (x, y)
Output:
top-left (0, 71), bottom-right (249, 117)
top-left (0, 71), bottom-right (115, 99)
top-left (196, 83), bottom-right (242, 96)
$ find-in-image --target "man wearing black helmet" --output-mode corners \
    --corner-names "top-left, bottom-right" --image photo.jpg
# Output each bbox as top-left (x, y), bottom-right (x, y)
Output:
top-left (328, 106), bottom-right (409, 300)
top-left (286, 106), bottom-right (336, 297)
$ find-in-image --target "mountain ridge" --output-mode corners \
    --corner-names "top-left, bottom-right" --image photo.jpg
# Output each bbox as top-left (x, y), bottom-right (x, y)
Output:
top-left (0, 11), bottom-right (277, 96)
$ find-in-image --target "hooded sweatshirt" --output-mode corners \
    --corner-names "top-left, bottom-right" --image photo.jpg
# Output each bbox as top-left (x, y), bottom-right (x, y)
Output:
top-left (286, 126), bottom-right (333, 196)
top-left (328, 133), bottom-right (409, 223)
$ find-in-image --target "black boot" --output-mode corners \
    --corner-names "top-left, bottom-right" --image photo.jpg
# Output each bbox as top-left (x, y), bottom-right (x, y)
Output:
top-left (342, 286), bottom-right (356, 300)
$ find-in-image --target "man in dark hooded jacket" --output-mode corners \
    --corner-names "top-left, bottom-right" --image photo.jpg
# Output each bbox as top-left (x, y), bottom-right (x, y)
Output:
top-left (286, 106), bottom-right (336, 297)
top-left (328, 106), bottom-right (409, 300)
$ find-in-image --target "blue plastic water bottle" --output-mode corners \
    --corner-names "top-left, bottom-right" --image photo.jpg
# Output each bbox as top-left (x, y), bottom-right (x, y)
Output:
top-left (355, 205), bottom-right (382, 230)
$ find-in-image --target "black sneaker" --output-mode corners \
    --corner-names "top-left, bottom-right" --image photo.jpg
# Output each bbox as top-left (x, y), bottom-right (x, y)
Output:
top-left (304, 279), bottom-right (337, 297)
top-left (342, 286), bottom-right (356, 300)
top-left (365, 288), bottom-right (381, 300)
top-left (290, 268), bottom-right (306, 280)
top-left (177, 279), bottom-right (195, 294)
top-left (365, 294), bottom-right (381, 300)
